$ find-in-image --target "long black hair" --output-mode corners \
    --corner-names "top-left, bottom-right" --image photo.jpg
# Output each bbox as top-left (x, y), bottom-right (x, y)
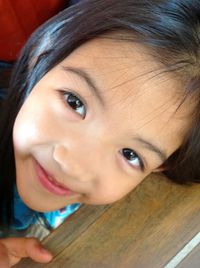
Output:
top-left (1, 0), bottom-right (200, 228)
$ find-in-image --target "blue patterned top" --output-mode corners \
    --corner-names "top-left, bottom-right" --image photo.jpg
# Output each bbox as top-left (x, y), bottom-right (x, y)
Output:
top-left (11, 186), bottom-right (81, 230)
top-left (11, 187), bottom-right (81, 230)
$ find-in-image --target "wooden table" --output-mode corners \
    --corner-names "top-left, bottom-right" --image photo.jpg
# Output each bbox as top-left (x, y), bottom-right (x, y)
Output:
top-left (15, 174), bottom-right (200, 268)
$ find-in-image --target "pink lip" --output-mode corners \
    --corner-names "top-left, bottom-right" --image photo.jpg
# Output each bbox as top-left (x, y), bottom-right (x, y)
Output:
top-left (34, 160), bottom-right (75, 196)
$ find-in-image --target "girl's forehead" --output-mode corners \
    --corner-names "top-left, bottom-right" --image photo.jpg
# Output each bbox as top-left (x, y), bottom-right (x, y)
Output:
top-left (60, 37), bottom-right (181, 97)
top-left (58, 37), bottom-right (189, 117)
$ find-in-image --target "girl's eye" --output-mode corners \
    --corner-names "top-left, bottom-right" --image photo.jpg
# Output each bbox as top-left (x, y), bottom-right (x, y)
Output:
top-left (121, 148), bottom-right (144, 171)
top-left (62, 91), bottom-right (86, 118)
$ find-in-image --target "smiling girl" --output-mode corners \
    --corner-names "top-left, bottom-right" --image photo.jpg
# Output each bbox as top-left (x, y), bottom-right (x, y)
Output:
top-left (0, 0), bottom-right (200, 266)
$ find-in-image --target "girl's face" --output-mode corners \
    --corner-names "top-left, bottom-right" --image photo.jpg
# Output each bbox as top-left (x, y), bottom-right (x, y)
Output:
top-left (13, 38), bottom-right (191, 212)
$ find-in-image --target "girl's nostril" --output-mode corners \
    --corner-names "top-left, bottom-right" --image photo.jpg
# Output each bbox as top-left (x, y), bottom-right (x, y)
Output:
top-left (53, 144), bottom-right (69, 170)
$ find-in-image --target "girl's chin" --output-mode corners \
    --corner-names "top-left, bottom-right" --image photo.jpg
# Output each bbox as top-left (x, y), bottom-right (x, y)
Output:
top-left (19, 192), bottom-right (79, 212)
top-left (22, 201), bottom-right (59, 212)
top-left (16, 189), bottom-right (53, 211)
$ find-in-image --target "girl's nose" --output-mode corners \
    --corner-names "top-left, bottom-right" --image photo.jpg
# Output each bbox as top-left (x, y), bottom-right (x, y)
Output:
top-left (53, 143), bottom-right (89, 180)
top-left (53, 144), bottom-right (71, 174)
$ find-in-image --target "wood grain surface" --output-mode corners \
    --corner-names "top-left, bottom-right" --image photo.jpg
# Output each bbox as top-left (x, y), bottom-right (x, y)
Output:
top-left (15, 174), bottom-right (200, 268)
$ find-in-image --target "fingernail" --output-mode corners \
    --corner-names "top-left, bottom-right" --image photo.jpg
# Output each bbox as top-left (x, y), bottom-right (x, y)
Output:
top-left (39, 245), bottom-right (53, 258)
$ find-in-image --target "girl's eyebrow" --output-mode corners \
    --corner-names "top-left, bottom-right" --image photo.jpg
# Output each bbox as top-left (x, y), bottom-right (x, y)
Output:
top-left (134, 136), bottom-right (167, 163)
top-left (61, 66), bottom-right (105, 105)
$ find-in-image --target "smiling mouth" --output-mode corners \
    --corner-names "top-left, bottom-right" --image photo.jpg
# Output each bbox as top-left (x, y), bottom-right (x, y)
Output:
top-left (34, 160), bottom-right (76, 196)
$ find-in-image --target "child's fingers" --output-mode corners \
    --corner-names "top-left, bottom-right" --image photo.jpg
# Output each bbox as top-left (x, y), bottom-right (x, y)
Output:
top-left (0, 241), bottom-right (10, 268)
top-left (0, 237), bottom-right (53, 265)
top-left (24, 237), bottom-right (53, 263)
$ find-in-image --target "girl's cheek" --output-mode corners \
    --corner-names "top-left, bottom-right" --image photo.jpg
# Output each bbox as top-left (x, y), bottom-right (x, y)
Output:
top-left (13, 113), bottom-right (41, 152)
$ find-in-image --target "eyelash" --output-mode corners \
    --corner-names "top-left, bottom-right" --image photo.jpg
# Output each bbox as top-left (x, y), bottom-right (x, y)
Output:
top-left (121, 148), bottom-right (145, 171)
top-left (59, 90), bottom-right (87, 118)
top-left (58, 90), bottom-right (145, 172)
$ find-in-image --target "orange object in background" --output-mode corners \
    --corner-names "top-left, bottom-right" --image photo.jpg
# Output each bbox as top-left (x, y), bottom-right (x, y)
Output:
top-left (0, 0), bottom-right (67, 62)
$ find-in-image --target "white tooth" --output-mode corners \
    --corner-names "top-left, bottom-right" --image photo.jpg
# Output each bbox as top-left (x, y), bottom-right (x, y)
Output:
top-left (48, 175), bottom-right (54, 182)
top-left (47, 175), bottom-right (63, 187)
top-left (54, 181), bottom-right (61, 186)
top-left (48, 176), bottom-right (60, 186)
